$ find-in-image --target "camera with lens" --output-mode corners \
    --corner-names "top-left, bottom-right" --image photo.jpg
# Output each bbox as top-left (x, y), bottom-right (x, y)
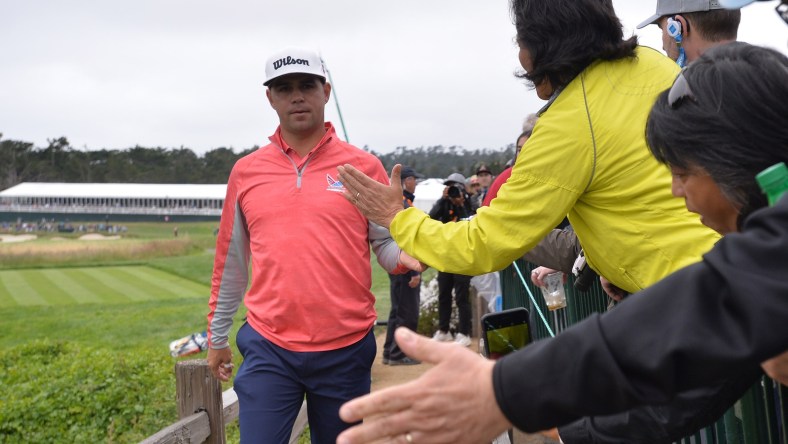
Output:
top-left (447, 183), bottom-right (465, 198)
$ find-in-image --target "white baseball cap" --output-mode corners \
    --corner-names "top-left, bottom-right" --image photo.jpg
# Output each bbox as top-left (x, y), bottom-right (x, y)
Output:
top-left (263, 47), bottom-right (327, 86)
top-left (637, 0), bottom-right (725, 29)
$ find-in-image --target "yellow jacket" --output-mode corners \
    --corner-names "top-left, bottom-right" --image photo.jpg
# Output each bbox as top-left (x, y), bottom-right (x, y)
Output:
top-left (390, 47), bottom-right (719, 293)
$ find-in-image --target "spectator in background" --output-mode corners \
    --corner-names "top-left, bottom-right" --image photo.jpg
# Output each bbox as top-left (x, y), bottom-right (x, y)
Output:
top-left (383, 166), bottom-right (424, 366)
top-left (475, 164), bottom-right (494, 204)
top-left (205, 47), bottom-right (420, 444)
top-left (443, 172), bottom-right (475, 216)
top-left (467, 175), bottom-right (482, 212)
top-left (637, 0), bottom-right (741, 67)
top-left (429, 178), bottom-right (473, 347)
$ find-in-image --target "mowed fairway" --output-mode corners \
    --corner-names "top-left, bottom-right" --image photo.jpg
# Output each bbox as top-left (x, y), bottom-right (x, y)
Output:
top-left (0, 265), bottom-right (209, 307)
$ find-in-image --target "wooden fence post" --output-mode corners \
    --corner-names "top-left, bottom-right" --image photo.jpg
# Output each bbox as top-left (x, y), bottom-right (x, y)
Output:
top-left (176, 359), bottom-right (225, 444)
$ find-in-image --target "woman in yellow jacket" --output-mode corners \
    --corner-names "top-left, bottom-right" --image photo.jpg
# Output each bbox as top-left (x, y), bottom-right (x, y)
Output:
top-left (340, 0), bottom-right (718, 295)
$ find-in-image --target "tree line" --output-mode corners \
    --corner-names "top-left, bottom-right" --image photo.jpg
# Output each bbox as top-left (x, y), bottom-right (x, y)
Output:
top-left (0, 134), bottom-right (516, 190)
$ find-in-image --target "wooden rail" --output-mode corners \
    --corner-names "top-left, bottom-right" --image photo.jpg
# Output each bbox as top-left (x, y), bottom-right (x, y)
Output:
top-left (141, 359), bottom-right (307, 444)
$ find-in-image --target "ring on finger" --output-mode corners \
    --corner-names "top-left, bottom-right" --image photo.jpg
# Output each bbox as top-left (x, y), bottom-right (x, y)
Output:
top-left (356, 192), bottom-right (361, 199)
top-left (405, 432), bottom-right (414, 443)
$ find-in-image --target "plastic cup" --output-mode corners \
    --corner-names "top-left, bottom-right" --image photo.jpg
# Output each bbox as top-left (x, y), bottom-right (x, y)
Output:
top-left (539, 272), bottom-right (567, 311)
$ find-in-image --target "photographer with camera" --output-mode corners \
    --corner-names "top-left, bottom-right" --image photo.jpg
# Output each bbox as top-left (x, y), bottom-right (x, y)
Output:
top-left (428, 174), bottom-right (475, 347)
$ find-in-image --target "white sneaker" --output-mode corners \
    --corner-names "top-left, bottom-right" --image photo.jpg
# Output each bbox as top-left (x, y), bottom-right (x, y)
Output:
top-left (454, 333), bottom-right (472, 347)
top-left (432, 330), bottom-right (453, 342)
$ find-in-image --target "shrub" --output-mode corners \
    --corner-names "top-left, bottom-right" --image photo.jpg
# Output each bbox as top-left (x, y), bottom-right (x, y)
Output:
top-left (0, 340), bottom-right (176, 443)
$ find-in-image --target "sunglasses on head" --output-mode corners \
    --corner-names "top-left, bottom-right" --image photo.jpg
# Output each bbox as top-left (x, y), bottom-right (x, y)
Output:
top-left (778, 2), bottom-right (788, 26)
top-left (667, 70), bottom-right (696, 109)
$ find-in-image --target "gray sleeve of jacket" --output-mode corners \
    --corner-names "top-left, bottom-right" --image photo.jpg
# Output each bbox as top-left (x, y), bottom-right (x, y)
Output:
top-left (522, 228), bottom-right (581, 273)
top-left (369, 221), bottom-right (401, 273)
top-left (208, 202), bottom-right (251, 349)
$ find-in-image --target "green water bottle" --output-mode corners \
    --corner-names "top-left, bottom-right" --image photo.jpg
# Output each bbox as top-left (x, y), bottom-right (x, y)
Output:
top-left (756, 162), bottom-right (788, 207)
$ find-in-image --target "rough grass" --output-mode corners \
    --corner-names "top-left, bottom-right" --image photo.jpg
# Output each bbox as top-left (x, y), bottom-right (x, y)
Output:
top-left (0, 238), bottom-right (200, 269)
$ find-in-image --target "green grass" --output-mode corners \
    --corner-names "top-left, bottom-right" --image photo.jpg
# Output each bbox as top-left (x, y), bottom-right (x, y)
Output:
top-left (0, 221), bottom-right (398, 442)
top-left (0, 265), bottom-right (208, 308)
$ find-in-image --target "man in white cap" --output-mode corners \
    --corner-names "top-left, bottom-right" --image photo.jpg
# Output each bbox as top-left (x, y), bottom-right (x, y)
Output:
top-left (638, 0), bottom-right (741, 67)
top-left (205, 47), bottom-right (420, 443)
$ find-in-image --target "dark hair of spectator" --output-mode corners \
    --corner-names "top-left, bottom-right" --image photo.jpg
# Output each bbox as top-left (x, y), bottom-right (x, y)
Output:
top-left (516, 130), bottom-right (532, 147)
top-left (682, 9), bottom-right (741, 42)
top-left (510, 0), bottom-right (638, 91)
top-left (646, 42), bottom-right (788, 229)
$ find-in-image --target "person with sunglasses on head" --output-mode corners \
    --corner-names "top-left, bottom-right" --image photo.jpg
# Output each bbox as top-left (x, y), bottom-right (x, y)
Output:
top-left (544, 41), bottom-right (788, 444)
top-left (335, 42), bottom-right (788, 444)
top-left (718, 0), bottom-right (788, 397)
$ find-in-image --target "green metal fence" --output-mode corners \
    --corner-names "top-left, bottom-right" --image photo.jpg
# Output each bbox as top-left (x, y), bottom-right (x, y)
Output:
top-left (499, 259), bottom-right (787, 444)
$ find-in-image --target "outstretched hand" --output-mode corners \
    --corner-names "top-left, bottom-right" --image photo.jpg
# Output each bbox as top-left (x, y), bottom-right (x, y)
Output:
top-left (338, 164), bottom-right (407, 229)
top-left (337, 328), bottom-right (512, 444)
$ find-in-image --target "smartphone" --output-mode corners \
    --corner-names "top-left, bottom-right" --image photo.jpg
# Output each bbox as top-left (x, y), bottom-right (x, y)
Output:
top-left (481, 307), bottom-right (531, 360)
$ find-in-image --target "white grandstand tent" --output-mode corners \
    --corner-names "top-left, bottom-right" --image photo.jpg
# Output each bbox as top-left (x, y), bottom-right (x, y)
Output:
top-left (412, 178), bottom-right (445, 213)
top-left (0, 180), bottom-right (444, 221)
top-left (0, 182), bottom-right (227, 219)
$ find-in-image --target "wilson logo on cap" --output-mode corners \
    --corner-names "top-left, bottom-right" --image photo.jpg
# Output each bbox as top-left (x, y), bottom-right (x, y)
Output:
top-left (264, 47), bottom-right (326, 86)
top-left (273, 56), bottom-right (310, 71)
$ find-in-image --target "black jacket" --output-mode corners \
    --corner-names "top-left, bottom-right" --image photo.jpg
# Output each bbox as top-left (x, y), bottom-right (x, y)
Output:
top-left (492, 196), bottom-right (788, 435)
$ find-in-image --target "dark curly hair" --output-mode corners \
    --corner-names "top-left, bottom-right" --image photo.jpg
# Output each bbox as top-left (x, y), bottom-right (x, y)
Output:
top-left (510, 0), bottom-right (638, 91)
top-left (646, 42), bottom-right (788, 229)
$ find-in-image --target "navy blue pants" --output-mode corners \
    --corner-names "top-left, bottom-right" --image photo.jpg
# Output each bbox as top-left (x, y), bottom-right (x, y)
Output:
top-left (233, 323), bottom-right (376, 444)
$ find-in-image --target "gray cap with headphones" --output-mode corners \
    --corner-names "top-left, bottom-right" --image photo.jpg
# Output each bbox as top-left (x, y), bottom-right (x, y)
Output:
top-left (637, 0), bottom-right (725, 29)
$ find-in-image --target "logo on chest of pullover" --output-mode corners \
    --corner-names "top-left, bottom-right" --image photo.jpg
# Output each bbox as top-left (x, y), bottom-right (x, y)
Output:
top-left (273, 56), bottom-right (310, 71)
top-left (326, 173), bottom-right (345, 193)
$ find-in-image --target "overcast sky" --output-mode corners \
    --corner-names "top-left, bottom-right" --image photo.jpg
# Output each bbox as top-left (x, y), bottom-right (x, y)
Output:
top-left (1, 1), bottom-right (786, 155)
